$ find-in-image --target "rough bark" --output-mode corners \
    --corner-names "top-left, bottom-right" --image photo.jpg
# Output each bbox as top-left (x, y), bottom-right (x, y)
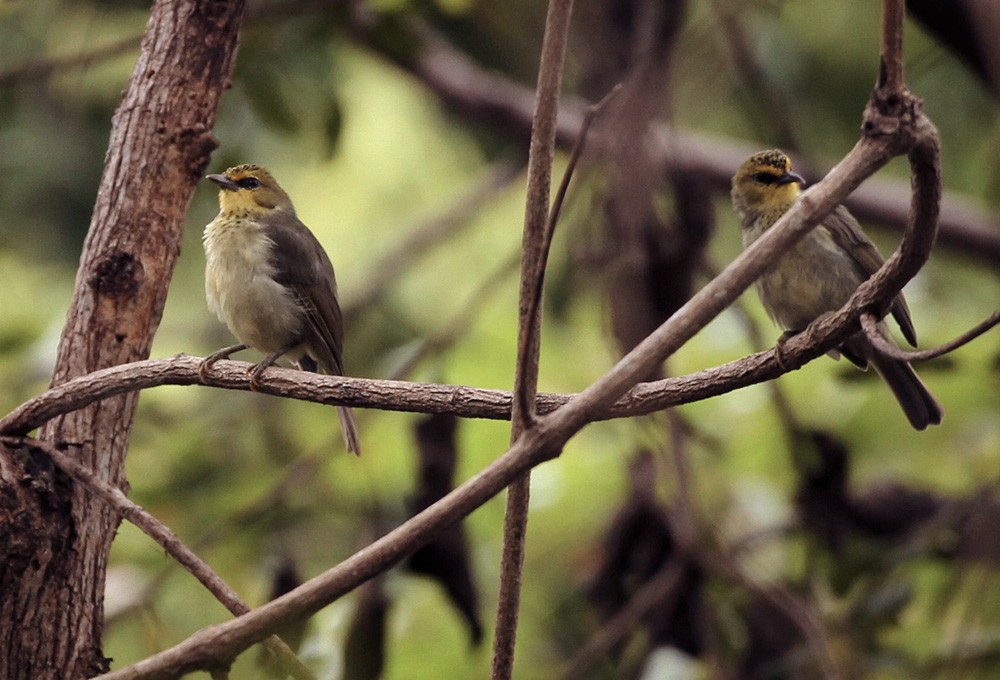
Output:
top-left (0, 1), bottom-right (244, 677)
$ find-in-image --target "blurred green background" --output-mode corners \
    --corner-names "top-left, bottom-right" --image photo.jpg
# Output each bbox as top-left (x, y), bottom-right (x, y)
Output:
top-left (1, 0), bottom-right (998, 678)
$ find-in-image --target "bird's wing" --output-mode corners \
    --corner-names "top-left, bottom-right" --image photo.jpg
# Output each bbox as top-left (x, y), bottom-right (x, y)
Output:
top-left (263, 213), bottom-right (346, 374)
top-left (825, 205), bottom-right (917, 346)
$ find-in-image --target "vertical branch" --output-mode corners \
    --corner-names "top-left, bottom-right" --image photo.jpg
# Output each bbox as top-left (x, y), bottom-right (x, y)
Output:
top-left (0, 1), bottom-right (245, 677)
top-left (491, 0), bottom-right (574, 678)
top-left (879, 0), bottom-right (905, 91)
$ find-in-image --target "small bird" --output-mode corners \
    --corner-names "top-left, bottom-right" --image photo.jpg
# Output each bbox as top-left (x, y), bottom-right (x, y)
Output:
top-left (200, 163), bottom-right (361, 454)
top-left (731, 149), bottom-right (942, 430)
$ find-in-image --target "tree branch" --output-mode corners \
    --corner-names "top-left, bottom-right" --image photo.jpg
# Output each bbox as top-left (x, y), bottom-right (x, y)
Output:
top-left (341, 158), bottom-right (523, 319)
top-left (0, 35), bottom-right (143, 86)
top-left (559, 559), bottom-right (686, 680)
top-left (493, 1), bottom-right (574, 676)
top-left (0, 2), bottom-right (246, 676)
top-left (861, 310), bottom-right (1000, 362)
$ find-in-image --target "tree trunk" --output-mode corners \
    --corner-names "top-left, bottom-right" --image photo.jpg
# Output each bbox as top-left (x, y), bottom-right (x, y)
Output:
top-left (0, 1), bottom-right (244, 677)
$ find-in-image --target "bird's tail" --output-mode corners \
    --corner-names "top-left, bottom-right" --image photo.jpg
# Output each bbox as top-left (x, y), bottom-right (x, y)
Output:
top-left (338, 405), bottom-right (362, 455)
top-left (871, 354), bottom-right (943, 431)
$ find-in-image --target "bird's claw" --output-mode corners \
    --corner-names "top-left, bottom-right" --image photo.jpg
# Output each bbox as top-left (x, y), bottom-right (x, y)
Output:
top-left (199, 344), bottom-right (248, 383)
top-left (197, 358), bottom-right (216, 382)
top-left (248, 364), bottom-right (267, 391)
top-left (774, 331), bottom-right (798, 371)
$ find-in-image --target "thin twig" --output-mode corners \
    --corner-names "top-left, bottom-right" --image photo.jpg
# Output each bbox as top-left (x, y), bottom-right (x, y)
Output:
top-left (0, 35), bottom-right (143, 86)
top-left (710, 0), bottom-right (800, 150)
top-left (4, 437), bottom-right (316, 680)
top-left (879, 0), bottom-right (906, 93)
top-left (516, 81), bottom-right (623, 421)
top-left (860, 310), bottom-right (1000, 362)
top-left (493, 0), bottom-right (575, 676)
top-left (701, 544), bottom-right (844, 679)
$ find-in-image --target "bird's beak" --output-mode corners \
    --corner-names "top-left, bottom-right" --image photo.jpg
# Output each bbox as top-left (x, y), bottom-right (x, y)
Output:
top-left (777, 171), bottom-right (806, 186)
top-left (206, 174), bottom-right (240, 191)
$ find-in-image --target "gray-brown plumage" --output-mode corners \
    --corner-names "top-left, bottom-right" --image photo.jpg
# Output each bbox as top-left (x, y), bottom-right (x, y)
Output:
top-left (201, 163), bottom-right (361, 454)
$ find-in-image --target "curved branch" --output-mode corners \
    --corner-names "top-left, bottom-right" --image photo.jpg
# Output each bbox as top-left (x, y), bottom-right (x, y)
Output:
top-left (861, 310), bottom-right (1000, 361)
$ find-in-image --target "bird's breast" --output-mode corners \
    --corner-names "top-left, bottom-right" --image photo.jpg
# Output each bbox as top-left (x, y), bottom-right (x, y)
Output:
top-left (755, 225), bottom-right (865, 331)
top-left (203, 216), bottom-right (304, 353)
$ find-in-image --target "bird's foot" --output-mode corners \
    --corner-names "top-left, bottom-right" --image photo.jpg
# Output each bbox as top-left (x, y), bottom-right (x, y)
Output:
top-left (198, 344), bottom-right (248, 382)
top-left (774, 331), bottom-right (799, 371)
top-left (248, 347), bottom-right (289, 391)
top-left (248, 362), bottom-right (269, 391)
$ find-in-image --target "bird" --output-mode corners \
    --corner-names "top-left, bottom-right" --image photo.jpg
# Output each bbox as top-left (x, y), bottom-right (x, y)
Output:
top-left (731, 149), bottom-right (942, 430)
top-left (199, 163), bottom-right (361, 454)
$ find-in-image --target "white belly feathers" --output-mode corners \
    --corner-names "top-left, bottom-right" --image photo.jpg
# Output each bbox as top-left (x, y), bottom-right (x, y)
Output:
top-left (203, 216), bottom-right (303, 353)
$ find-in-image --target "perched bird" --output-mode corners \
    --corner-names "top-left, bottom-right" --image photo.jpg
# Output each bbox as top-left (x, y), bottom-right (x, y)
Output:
top-left (731, 149), bottom-right (942, 430)
top-left (200, 163), bottom-right (361, 454)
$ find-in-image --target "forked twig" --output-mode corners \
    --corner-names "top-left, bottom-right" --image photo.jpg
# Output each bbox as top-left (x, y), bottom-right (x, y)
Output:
top-left (515, 81), bottom-right (623, 421)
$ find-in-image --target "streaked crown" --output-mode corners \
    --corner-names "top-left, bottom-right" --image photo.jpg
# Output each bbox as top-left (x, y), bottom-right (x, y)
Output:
top-left (731, 149), bottom-right (806, 224)
top-left (207, 164), bottom-right (294, 215)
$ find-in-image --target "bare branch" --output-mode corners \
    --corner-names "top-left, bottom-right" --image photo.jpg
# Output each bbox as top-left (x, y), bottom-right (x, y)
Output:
top-left (494, 0), bottom-right (575, 676)
top-left (0, 35), bottom-right (142, 86)
top-left (387, 251), bottom-right (521, 381)
top-left (879, 0), bottom-right (906, 92)
top-left (861, 310), bottom-right (1000, 362)
top-left (559, 560), bottom-right (686, 680)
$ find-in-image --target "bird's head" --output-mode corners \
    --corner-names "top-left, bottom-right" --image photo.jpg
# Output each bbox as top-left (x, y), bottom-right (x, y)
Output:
top-left (206, 164), bottom-right (294, 215)
top-left (731, 149), bottom-right (806, 223)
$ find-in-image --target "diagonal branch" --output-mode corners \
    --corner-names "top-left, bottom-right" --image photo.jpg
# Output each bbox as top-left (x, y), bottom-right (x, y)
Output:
top-left (341, 159), bottom-right (523, 318)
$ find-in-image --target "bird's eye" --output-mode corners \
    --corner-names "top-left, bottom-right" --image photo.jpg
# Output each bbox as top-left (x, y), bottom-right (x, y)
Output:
top-left (752, 172), bottom-right (777, 185)
top-left (237, 177), bottom-right (261, 190)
